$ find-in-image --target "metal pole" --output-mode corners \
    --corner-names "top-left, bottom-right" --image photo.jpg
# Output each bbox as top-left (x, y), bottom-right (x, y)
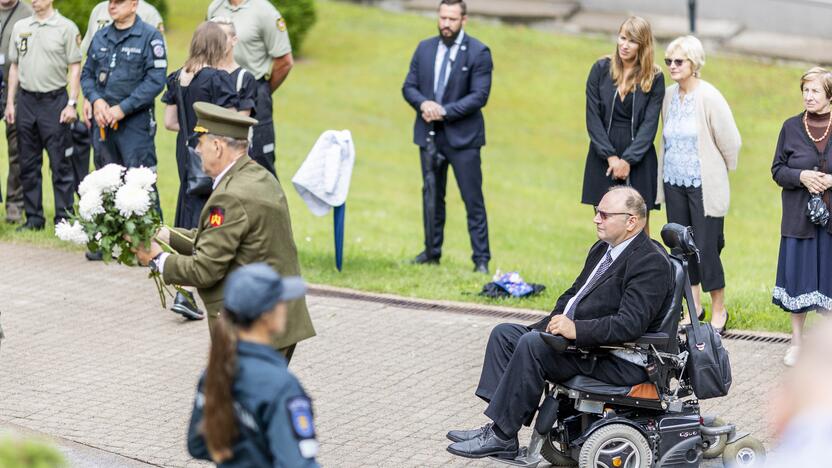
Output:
top-left (688, 0), bottom-right (697, 33)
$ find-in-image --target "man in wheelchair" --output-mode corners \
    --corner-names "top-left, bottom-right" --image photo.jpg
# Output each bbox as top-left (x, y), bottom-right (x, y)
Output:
top-left (446, 186), bottom-right (676, 460)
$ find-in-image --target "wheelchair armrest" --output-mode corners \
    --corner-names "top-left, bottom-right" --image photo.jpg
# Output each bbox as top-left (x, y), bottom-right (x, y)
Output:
top-left (540, 333), bottom-right (574, 352)
top-left (629, 332), bottom-right (669, 348)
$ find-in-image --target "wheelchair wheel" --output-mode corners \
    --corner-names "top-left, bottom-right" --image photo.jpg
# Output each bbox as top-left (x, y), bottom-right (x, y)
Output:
top-left (578, 423), bottom-right (652, 468)
top-left (541, 432), bottom-right (577, 466)
top-left (702, 417), bottom-right (728, 459)
top-left (722, 436), bottom-right (766, 467)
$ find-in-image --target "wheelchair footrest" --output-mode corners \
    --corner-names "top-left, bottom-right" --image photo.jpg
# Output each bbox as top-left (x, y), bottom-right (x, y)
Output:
top-left (488, 446), bottom-right (542, 468)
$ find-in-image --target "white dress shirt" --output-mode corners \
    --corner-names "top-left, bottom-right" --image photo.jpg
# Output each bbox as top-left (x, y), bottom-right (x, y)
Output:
top-left (433, 30), bottom-right (464, 93)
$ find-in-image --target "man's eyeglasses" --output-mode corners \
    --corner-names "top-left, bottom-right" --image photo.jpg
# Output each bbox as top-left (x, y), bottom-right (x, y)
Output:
top-left (664, 58), bottom-right (686, 67)
top-left (594, 207), bottom-right (635, 221)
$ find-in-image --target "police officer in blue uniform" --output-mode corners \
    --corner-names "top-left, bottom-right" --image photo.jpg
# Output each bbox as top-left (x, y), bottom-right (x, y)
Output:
top-left (80, 0), bottom-right (166, 180)
top-left (186, 263), bottom-right (319, 467)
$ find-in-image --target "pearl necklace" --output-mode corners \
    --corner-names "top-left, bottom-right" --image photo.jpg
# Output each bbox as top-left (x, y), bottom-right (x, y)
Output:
top-left (804, 110), bottom-right (832, 143)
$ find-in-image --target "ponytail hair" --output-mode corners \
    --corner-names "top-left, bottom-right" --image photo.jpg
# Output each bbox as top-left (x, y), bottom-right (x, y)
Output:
top-left (201, 312), bottom-right (239, 463)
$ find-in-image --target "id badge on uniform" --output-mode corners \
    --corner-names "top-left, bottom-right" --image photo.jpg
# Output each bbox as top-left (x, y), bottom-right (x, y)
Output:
top-left (98, 69), bottom-right (109, 87)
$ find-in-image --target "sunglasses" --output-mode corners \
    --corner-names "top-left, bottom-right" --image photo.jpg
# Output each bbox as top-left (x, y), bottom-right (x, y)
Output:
top-left (594, 207), bottom-right (635, 221)
top-left (664, 58), bottom-right (687, 67)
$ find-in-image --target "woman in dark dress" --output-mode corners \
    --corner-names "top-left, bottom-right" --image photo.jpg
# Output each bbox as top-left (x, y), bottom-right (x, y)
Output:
top-left (583, 16), bottom-right (665, 232)
top-left (162, 21), bottom-right (239, 319)
top-left (211, 17), bottom-right (256, 119)
top-left (772, 67), bottom-right (832, 367)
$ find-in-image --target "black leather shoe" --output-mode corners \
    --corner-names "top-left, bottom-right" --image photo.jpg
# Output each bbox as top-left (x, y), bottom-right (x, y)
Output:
top-left (15, 221), bottom-right (44, 232)
top-left (473, 262), bottom-right (489, 274)
top-left (85, 250), bottom-right (103, 261)
top-left (410, 251), bottom-right (439, 265)
top-left (447, 425), bottom-right (518, 459)
top-left (447, 423), bottom-right (492, 443)
top-left (171, 291), bottom-right (205, 320)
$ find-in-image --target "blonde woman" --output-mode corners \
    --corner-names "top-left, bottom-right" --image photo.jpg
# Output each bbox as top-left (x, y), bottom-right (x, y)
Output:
top-left (657, 35), bottom-right (741, 334)
top-left (583, 16), bottom-right (665, 231)
top-left (772, 67), bottom-right (832, 366)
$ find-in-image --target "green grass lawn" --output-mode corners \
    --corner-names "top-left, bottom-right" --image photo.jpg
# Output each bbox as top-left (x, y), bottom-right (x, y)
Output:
top-left (0, 0), bottom-right (817, 332)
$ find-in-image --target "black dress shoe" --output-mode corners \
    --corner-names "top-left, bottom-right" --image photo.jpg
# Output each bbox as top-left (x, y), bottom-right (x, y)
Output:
top-left (447, 423), bottom-right (492, 443)
top-left (447, 425), bottom-right (518, 459)
top-left (15, 221), bottom-right (44, 232)
top-left (85, 250), bottom-right (103, 261)
top-left (473, 262), bottom-right (489, 274)
top-left (410, 251), bottom-right (440, 265)
top-left (172, 291), bottom-right (205, 320)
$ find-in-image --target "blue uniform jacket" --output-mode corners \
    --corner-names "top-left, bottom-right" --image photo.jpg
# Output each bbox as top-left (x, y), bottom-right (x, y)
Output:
top-left (402, 33), bottom-right (492, 150)
top-left (187, 341), bottom-right (320, 468)
top-left (81, 15), bottom-right (166, 117)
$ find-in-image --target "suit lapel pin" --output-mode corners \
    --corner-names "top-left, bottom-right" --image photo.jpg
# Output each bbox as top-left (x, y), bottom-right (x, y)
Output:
top-left (461, 45), bottom-right (467, 51)
top-left (462, 66), bottom-right (469, 72)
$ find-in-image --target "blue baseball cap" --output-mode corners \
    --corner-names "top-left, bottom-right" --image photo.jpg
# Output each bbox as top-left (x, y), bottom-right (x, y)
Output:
top-left (223, 263), bottom-right (306, 321)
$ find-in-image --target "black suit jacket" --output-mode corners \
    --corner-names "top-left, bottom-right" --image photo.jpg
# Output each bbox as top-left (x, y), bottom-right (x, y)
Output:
top-left (402, 33), bottom-right (493, 149)
top-left (530, 231), bottom-right (673, 348)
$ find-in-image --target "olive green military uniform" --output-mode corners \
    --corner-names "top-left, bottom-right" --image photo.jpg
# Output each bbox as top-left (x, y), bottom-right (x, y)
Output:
top-left (160, 104), bottom-right (314, 350)
top-left (80, 0), bottom-right (163, 54)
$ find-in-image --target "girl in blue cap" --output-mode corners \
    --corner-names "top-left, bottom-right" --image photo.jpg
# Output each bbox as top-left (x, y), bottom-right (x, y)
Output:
top-left (186, 263), bottom-right (319, 467)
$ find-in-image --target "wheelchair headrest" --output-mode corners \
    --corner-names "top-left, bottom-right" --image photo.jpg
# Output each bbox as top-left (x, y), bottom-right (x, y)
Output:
top-left (661, 223), bottom-right (699, 257)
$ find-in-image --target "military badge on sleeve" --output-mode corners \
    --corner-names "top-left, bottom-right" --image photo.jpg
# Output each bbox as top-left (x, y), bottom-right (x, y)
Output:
top-left (287, 396), bottom-right (318, 458)
top-left (208, 207), bottom-right (225, 227)
top-left (277, 17), bottom-right (287, 32)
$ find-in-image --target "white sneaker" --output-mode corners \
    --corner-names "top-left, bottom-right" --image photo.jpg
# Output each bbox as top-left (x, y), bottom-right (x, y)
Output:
top-left (783, 345), bottom-right (800, 367)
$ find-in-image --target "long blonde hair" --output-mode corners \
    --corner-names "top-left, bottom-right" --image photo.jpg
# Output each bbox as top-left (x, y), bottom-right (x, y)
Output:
top-left (611, 16), bottom-right (660, 94)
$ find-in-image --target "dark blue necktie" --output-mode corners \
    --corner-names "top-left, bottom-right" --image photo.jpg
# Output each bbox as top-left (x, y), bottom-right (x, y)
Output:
top-left (434, 44), bottom-right (452, 104)
top-left (565, 251), bottom-right (613, 319)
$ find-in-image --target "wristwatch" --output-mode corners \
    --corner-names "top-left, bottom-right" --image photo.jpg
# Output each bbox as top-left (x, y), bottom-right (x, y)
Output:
top-left (149, 252), bottom-right (164, 273)
top-left (67, 99), bottom-right (77, 108)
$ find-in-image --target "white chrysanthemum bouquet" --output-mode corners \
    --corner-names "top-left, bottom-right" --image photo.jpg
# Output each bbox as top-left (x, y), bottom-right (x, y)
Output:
top-left (55, 164), bottom-right (176, 306)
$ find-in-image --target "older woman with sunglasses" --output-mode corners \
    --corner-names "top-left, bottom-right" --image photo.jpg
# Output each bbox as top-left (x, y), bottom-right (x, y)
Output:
top-left (656, 36), bottom-right (741, 333)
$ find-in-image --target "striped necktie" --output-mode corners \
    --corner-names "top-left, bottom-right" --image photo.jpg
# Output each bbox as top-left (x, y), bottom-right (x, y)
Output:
top-left (565, 251), bottom-right (614, 319)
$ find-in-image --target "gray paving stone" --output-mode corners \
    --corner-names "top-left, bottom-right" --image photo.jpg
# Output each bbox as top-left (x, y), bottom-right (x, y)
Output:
top-left (403, 0), bottom-right (579, 22)
top-left (568, 10), bottom-right (742, 41)
top-left (0, 242), bottom-right (779, 467)
top-left (725, 30), bottom-right (832, 65)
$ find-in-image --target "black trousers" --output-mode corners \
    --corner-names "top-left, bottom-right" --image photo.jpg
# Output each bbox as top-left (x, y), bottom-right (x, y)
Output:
top-left (664, 183), bottom-right (725, 291)
top-left (420, 129), bottom-right (490, 264)
top-left (476, 324), bottom-right (647, 438)
top-left (4, 121), bottom-right (23, 214)
top-left (17, 89), bottom-right (74, 225)
top-left (249, 78), bottom-right (276, 176)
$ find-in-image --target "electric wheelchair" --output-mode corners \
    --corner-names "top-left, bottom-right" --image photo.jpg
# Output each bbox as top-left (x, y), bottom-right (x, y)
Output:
top-left (490, 224), bottom-right (765, 468)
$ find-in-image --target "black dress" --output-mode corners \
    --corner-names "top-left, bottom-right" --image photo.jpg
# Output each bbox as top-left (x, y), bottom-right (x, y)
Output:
top-left (229, 67), bottom-right (256, 115)
top-left (582, 58), bottom-right (664, 209)
top-left (161, 67), bottom-right (238, 228)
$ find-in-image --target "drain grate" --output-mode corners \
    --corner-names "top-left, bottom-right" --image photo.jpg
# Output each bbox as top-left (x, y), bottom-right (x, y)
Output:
top-left (309, 286), bottom-right (790, 344)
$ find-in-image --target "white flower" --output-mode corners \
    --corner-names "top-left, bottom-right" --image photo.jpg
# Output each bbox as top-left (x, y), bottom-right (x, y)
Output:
top-left (95, 232), bottom-right (102, 241)
top-left (112, 245), bottom-right (123, 258)
top-left (54, 220), bottom-right (89, 245)
top-left (124, 167), bottom-right (156, 190)
top-left (79, 191), bottom-right (105, 221)
top-left (114, 183), bottom-right (151, 217)
top-left (97, 164), bottom-right (125, 193)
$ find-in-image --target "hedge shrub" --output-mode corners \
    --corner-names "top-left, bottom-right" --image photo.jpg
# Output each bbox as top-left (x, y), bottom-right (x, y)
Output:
top-left (0, 438), bottom-right (66, 468)
top-left (270, 0), bottom-right (317, 55)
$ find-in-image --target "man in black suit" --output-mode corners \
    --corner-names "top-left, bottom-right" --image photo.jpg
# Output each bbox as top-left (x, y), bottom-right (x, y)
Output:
top-left (446, 186), bottom-right (673, 458)
top-left (402, 0), bottom-right (493, 274)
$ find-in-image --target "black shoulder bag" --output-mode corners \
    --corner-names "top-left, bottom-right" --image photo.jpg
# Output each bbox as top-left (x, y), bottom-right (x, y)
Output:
top-left (682, 275), bottom-right (732, 399)
top-left (175, 71), bottom-right (213, 196)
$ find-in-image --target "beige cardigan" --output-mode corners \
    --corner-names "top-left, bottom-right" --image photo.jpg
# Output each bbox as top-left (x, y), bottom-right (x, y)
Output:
top-left (656, 80), bottom-right (742, 217)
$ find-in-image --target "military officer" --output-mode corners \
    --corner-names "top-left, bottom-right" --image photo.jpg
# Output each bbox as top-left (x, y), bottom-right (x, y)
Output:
top-left (0, 0), bottom-right (32, 224)
top-left (80, 0), bottom-right (163, 171)
top-left (80, 0), bottom-right (166, 176)
top-left (4, 0), bottom-right (81, 231)
top-left (207, 0), bottom-right (293, 177)
top-left (135, 102), bottom-right (315, 361)
top-left (186, 264), bottom-right (319, 466)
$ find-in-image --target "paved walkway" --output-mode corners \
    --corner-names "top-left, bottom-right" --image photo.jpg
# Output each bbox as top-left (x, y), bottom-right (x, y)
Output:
top-left (0, 243), bottom-right (784, 467)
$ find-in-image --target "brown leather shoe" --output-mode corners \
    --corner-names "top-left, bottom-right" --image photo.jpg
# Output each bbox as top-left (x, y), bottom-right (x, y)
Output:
top-left (4, 204), bottom-right (23, 223)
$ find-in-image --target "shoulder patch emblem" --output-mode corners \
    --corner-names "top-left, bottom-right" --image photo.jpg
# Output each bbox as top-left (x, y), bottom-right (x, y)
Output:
top-left (153, 44), bottom-right (166, 58)
top-left (277, 17), bottom-right (287, 32)
top-left (76, 34), bottom-right (82, 46)
top-left (208, 207), bottom-right (225, 227)
top-left (287, 396), bottom-right (315, 440)
top-left (157, 22), bottom-right (165, 33)
top-left (96, 19), bottom-right (109, 31)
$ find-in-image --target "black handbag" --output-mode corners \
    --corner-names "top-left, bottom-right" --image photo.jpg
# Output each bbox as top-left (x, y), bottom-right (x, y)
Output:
top-left (175, 71), bottom-right (213, 196)
top-left (681, 278), bottom-right (732, 399)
